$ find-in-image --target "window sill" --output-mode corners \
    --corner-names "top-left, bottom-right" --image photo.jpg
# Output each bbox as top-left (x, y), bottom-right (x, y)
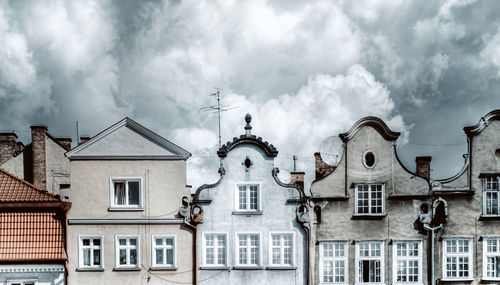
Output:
top-left (199, 266), bottom-right (231, 270)
top-left (354, 283), bottom-right (385, 285)
top-left (439, 278), bottom-right (474, 282)
top-left (108, 207), bottom-right (144, 212)
top-left (233, 265), bottom-right (263, 270)
top-left (481, 279), bottom-right (500, 282)
top-left (266, 266), bottom-right (296, 270)
top-left (113, 267), bottom-right (141, 271)
top-left (232, 210), bottom-right (263, 216)
top-left (150, 266), bottom-right (177, 271)
top-left (479, 215), bottom-right (500, 221)
top-left (352, 214), bottom-right (386, 220)
top-left (76, 267), bottom-right (105, 272)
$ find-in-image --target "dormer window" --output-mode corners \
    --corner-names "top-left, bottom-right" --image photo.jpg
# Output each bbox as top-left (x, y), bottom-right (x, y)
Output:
top-left (110, 177), bottom-right (142, 210)
top-left (483, 176), bottom-right (500, 216)
top-left (354, 184), bottom-right (384, 215)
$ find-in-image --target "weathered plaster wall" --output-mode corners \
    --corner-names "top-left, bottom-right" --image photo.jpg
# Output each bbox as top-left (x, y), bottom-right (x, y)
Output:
top-left (0, 152), bottom-right (24, 178)
top-left (198, 144), bottom-right (307, 285)
top-left (46, 137), bottom-right (70, 196)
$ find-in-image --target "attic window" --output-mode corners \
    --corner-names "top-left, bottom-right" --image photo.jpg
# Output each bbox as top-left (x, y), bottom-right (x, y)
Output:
top-left (363, 151), bottom-right (376, 168)
top-left (496, 149), bottom-right (500, 158)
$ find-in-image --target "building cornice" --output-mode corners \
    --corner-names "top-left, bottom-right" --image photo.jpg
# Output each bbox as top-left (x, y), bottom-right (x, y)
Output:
top-left (463, 109), bottom-right (500, 136)
top-left (339, 116), bottom-right (400, 142)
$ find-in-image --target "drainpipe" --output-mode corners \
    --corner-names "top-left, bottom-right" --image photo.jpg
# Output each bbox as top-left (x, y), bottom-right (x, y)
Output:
top-left (183, 218), bottom-right (197, 285)
top-left (424, 224), bottom-right (443, 285)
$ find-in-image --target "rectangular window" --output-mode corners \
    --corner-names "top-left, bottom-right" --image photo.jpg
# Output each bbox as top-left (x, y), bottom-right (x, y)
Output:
top-left (484, 237), bottom-right (500, 280)
top-left (110, 178), bottom-right (142, 208)
top-left (270, 233), bottom-right (294, 267)
top-left (203, 233), bottom-right (227, 266)
top-left (356, 241), bottom-right (384, 284)
top-left (79, 236), bottom-right (103, 269)
top-left (236, 184), bottom-right (259, 211)
top-left (152, 236), bottom-right (175, 268)
top-left (483, 176), bottom-right (500, 215)
top-left (320, 242), bottom-right (348, 284)
top-left (393, 241), bottom-right (422, 284)
top-left (115, 236), bottom-right (139, 268)
top-left (442, 237), bottom-right (473, 280)
top-left (355, 184), bottom-right (384, 215)
top-left (236, 233), bottom-right (260, 266)
top-left (7, 281), bottom-right (37, 285)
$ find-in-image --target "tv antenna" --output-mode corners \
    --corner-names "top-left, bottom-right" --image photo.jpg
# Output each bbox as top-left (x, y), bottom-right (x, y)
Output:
top-left (201, 88), bottom-right (239, 154)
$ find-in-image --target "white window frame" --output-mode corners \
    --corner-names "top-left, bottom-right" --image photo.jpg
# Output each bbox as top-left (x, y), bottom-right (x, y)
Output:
top-left (354, 184), bottom-right (385, 215)
top-left (78, 235), bottom-right (104, 269)
top-left (392, 240), bottom-right (423, 285)
top-left (441, 237), bottom-right (473, 281)
top-left (202, 232), bottom-right (228, 267)
top-left (355, 241), bottom-right (385, 285)
top-left (6, 281), bottom-right (38, 285)
top-left (152, 235), bottom-right (176, 268)
top-left (483, 236), bottom-right (500, 280)
top-left (319, 241), bottom-right (349, 284)
top-left (235, 232), bottom-right (262, 267)
top-left (234, 182), bottom-right (261, 212)
top-left (109, 177), bottom-right (143, 209)
top-left (115, 235), bottom-right (140, 268)
top-left (268, 232), bottom-right (295, 267)
top-left (483, 176), bottom-right (500, 216)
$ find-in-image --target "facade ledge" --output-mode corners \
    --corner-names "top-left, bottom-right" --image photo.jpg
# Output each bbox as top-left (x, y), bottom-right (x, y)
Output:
top-left (69, 218), bottom-right (184, 225)
top-left (150, 266), bottom-right (177, 271)
top-left (232, 265), bottom-right (264, 270)
top-left (76, 267), bottom-right (105, 272)
top-left (265, 266), bottom-right (297, 270)
top-left (432, 190), bottom-right (473, 196)
top-left (199, 266), bottom-right (231, 270)
top-left (439, 279), bottom-right (474, 283)
top-left (108, 207), bottom-right (144, 212)
top-left (311, 195), bottom-right (349, 202)
top-left (113, 267), bottom-right (141, 271)
top-left (388, 194), bottom-right (430, 200)
top-left (193, 199), bottom-right (212, 204)
top-left (232, 210), bottom-right (263, 216)
top-left (352, 214), bottom-right (386, 220)
top-left (479, 215), bottom-right (500, 221)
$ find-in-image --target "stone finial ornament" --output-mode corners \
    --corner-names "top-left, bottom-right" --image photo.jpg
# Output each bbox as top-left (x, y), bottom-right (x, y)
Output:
top-left (244, 113), bottom-right (252, 135)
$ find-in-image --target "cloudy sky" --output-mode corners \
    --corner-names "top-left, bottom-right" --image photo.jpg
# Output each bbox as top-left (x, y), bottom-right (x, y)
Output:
top-left (0, 0), bottom-right (499, 189)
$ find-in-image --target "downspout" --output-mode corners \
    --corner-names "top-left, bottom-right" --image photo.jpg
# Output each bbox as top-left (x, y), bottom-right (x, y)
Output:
top-left (183, 218), bottom-right (197, 285)
top-left (65, 209), bottom-right (69, 285)
top-left (424, 224), bottom-right (443, 285)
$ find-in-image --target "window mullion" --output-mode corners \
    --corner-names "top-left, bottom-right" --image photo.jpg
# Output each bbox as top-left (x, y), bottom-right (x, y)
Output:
top-left (368, 185), bottom-right (372, 214)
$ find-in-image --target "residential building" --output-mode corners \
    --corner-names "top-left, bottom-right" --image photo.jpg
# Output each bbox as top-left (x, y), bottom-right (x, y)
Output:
top-left (309, 116), bottom-right (432, 285)
top-left (65, 118), bottom-right (194, 284)
top-left (0, 168), bottom-right (71, 285)
top-left (193, 114), bottom-right (309, 284)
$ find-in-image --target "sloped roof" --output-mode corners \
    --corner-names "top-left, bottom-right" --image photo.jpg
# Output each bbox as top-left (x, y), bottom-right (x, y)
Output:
top-left (0, 168), bottom-right (59, 202)
top-left (66, 117), bottom-right (191, 160)
top-left (0, 210), bottom-right (66, 261)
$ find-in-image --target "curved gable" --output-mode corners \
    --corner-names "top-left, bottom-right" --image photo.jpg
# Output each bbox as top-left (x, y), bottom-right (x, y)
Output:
top-left (464, 109), bottom-right (500, 136)
top-left (339, 116), bottom-right (400, 142)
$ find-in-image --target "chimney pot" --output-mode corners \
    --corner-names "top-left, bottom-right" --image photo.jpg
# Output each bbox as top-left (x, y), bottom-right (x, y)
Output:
top-left (79, 136), bottom-right (91, 145)
top-left (290, 171), bottom-right (305, 188)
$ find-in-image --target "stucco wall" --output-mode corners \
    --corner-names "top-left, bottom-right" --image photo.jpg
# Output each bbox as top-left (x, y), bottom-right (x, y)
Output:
top-left (0, 152), bottom-right (24, 178)
top-left (197, 144), bottom-right (307, 285)
top-left (46, 137), bottom-right (70, 196)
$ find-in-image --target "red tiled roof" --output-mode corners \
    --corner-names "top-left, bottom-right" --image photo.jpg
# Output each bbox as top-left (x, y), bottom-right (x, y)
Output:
top-left (0, 210), bottom-right (66, 261)
top-left (0, 168), bottom-right (59, 202)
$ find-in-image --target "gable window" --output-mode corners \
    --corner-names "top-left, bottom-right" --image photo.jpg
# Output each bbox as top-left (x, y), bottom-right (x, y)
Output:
top-left (483, 176), bottom-right (500, 216)
top-left (115, 236), bottom-right (139, 268)
top-left (483, 237), bottom-right (500, 280)
top-left (203, 233), bottom-right (227, 267)
top-left (393, 240), bottom-right (422, 284)
top-left (235, 184), bottom-right (260, 212)
top-left (152, 236), bottom-right (176, 268)
top-left (79, 236), bottom-right (103, 269)
top-left (356, 241), bottom-right (384, 284)
top-left (110, 178), bottom-right (142, 209)
top-left (355, 184), bottom-right (384, 215)
top-left (236, 233), bottom-right (260, 266)
top-left (442, 237), bottom-right (473, 280)
top-left (320, 241), bottom-right (348, 284)
top-left (270, 233), bottom-right (294, 267)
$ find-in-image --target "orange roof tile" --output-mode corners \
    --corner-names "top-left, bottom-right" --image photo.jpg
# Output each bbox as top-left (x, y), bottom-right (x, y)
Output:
top-left (0, 168), bottom-right (59, 202)
top-left (0, 210), bottom-right (66, 261)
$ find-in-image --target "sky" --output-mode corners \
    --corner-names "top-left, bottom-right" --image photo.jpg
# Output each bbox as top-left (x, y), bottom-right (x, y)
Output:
top-left (0, 0), bottom-right (499, 190)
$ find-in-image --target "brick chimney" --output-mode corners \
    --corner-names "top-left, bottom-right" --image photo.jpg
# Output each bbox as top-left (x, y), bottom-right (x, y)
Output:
top-left (31, 125), bottom-right (47, 190)
top-left (56, 137), bottom-right (72, 151)
top-left (290, 171), bottom-right (305, 188)
top-left (0, 133), bottom-right (22, 164)
top-left (415, 156), bottom-right (432, 180)
top-left (315, 152), bottom-right (335, 180)
top-left (79, 136), bottom-right (91, 145)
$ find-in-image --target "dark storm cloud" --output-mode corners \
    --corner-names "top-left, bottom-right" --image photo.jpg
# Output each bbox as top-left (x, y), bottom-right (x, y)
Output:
top-left (0, 0), bottom-right (499, 188)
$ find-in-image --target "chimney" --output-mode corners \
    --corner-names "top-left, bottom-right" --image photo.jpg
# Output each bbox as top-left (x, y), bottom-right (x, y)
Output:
top-left (56, 137), bottom-right (72, 151)
top-left (79, 136), bottom-right (91, 145)
top-left (415, 156), bottom-right (432, 180)
top-left (290, 171), bottom-right (305, 188)
top-left (315, 152), bottom-right (335, 180)
top-left (31, 125), bottom-right (47, 190)
top-left (0, 133), bottom-right (21, 165)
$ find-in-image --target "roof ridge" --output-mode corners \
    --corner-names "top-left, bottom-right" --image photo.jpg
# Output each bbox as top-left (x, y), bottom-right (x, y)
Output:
top-left (0, 168), bottom-right (60, 200)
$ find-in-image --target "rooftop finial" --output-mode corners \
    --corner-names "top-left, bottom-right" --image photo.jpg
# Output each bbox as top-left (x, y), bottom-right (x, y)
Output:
top-left (244, 113), bottom-right (252, 135)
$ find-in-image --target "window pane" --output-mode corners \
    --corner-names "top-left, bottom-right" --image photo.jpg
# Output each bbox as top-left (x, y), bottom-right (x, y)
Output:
top-left (166, 248), bottom-right (174, 265)
top-left (249, 185), bottom-right (258, 210)
top-left (155, 238), bottom-right (163, 246)
top-left (119, 238), bottom-right (126, 246)
top-left (130, 249), bottom-right (137, 265)
top-left (239, 186), bottom-right (247, 210)
top-left (156, 249), bottom-right (163, 265)
top-left (128, 181), bottom-right (140, 205)
top-left (94, 249), bottom-right (101, 265)
top-left (130, 238), bottom-right (137, 246)
top-left (93, 239), bottom-right (101, 246)
top-left (166, 238), bottom-right (174, 246)
top-left (114, 182), bottom-right (126, 205)
top-left (119, 249), bottom-right (127, 265)
top-left (83, 239), bottom-right (90, 246)
top-left (83, 248), bottom-right (90, 266)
